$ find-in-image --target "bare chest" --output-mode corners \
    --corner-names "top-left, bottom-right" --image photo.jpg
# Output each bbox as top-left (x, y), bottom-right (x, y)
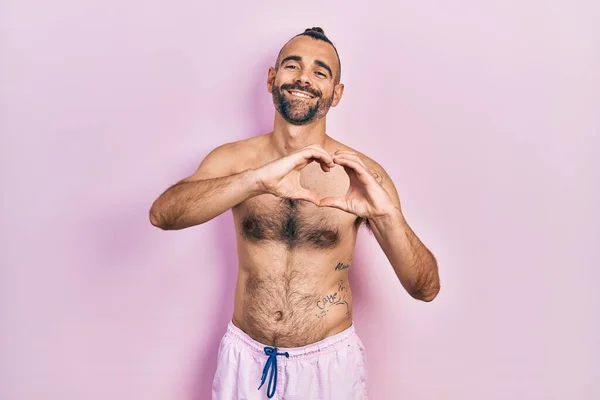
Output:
top-left (234, 196), bottom-right (361, 249)
top-left (233, 156), bottom-right (363, 248)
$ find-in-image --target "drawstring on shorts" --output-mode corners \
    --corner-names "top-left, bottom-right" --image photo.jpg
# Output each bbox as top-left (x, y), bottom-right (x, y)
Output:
top-left (258, 346), bottom-right (290, 398)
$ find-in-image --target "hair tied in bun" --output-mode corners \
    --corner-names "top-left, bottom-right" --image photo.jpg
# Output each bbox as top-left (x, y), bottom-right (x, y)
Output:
top-left (306, 27), bottom-right (325, 34)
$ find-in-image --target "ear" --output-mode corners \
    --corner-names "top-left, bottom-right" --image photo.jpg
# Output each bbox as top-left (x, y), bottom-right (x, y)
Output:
top-left (332, 83), bottom-right (345, 107)
top-left (267, 67), bottom-right (276, 93)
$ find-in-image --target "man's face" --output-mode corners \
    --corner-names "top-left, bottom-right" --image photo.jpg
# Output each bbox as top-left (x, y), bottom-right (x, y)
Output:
top-left (268, 36), bottom-right (343, 126)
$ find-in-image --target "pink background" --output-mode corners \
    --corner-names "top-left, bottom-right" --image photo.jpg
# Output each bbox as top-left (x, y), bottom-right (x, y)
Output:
top-left (1, 1), bottom-right (599, 399)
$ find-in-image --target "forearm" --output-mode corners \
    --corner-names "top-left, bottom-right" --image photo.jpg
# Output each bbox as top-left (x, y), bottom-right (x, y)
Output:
top-left (149, 169), bottom-right (262, 230)
top-left (369, 210), bottom-right (440, 302)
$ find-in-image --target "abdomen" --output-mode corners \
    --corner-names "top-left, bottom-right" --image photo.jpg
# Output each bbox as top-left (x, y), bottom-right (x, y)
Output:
top-left (232, 247), bottom-right (354, 347)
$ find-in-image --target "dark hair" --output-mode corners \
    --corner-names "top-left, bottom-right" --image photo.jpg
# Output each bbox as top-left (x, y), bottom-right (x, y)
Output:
top-left (300, 27), bottom-right (329, 41)
top-left (276, 27), bottom-right (342, 84)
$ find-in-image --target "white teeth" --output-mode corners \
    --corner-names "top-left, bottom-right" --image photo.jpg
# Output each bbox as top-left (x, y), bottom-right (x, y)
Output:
top-left (290, 91), bottom-right (312, 99)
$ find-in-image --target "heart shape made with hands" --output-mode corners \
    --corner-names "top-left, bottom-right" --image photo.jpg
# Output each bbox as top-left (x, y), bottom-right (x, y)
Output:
top-left (297, 150), bottom-right (391, 218)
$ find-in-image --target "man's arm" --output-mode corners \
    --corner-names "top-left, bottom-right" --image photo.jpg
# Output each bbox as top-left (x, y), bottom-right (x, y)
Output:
top-left (319, 149), bottom-right (441, 302)
top-left (149, 143), bottom-right (261, 230)
top-left (368, 165), bottom-right (440, 302)
top-left (149, 142), bottom-right (336, 231)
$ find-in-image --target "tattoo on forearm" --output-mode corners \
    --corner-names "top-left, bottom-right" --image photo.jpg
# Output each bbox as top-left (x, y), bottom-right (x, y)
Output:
top-left (315, 280), bottom-right (351, 318)
top-left (334, 262), bottom-right (350, 271)
top-left (369, 168), bottom-right (384, 184)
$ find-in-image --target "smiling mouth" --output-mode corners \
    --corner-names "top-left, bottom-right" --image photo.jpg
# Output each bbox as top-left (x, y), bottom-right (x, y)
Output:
top-left (287, 90), bottom-right (316, 99)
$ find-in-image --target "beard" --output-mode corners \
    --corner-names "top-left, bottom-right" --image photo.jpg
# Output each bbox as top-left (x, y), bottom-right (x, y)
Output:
top-left (272, 82), bottom-right (335, 125)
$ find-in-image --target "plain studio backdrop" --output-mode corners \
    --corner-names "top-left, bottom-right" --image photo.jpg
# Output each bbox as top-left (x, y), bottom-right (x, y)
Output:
top-left (1, 0), bottom-right (598, 399)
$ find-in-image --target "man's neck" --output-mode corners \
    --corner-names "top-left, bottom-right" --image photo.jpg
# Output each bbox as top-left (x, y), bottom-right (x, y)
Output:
top-left (270, 113), bottom-right (329, 156)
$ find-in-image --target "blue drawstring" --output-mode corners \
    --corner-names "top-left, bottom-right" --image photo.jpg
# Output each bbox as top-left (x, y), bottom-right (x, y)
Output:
top-left (258, 346), bottom-right (289, 398)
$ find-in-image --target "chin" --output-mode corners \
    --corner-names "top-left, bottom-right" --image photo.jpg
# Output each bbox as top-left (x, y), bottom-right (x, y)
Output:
top-left (296, 115), bottom-right (326, 125)
top-left (289, 120), bottom-right (314, 126)
top-left (284, 116), bottom-right (312, 125)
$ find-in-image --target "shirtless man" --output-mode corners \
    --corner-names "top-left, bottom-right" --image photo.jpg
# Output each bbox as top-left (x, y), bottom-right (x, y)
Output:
top-left (149, 27), bottom-right (440, 400)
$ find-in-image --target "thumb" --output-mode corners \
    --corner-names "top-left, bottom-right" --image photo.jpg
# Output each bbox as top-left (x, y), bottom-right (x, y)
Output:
top-left (318, 197), bottom-right (348, 211)
top-left (296, 189), bottom-right (321, 206)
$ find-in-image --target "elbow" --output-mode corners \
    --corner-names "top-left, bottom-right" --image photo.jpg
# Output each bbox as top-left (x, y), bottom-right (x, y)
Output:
top-left (417, 286), bottom-right (440, 302)
top-left (410, 282), bottom-right (441, 303)
top-left (149, 208), bottom-right (165, 229)
top-left (149, 205), bottom-right (173, 230)
top-left (149, 203), bottom-right (191, 230)
top-left (411, 260), bottom-right (440, 302)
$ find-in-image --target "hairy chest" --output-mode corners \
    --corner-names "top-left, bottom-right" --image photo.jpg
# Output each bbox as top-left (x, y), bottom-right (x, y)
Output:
top-left (233, 196), bottom-right (363, 249)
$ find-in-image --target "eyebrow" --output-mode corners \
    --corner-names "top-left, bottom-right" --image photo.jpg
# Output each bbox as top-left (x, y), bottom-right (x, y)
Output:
top-left (281, 55), bottom-right (302, 65)
top-left (280, 55), bottom-right (333, 78)
top-left (314, 60), bottom-right (333, 78)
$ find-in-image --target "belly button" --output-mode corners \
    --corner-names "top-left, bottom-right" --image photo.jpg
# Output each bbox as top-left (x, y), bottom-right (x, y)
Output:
top-left (273, 311), bottom-right (284, 322)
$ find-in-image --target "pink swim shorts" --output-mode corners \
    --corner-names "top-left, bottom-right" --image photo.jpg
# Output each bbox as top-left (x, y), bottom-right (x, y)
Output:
top-left (212, 321), bottom-right (368, 399)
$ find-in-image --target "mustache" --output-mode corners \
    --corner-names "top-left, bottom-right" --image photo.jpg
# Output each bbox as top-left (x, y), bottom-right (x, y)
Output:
top-left (280, 83), bottom-right (321, 98)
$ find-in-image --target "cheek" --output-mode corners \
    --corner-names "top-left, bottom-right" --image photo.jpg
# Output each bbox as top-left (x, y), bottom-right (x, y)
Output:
top-left (275, 70), bottom-right (295, 84)
top-left (323, 85), bottom-right (336, 99)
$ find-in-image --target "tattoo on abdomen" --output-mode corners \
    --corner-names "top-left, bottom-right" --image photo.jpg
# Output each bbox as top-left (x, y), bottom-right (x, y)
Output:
top-left (315, 280), bottom-right (351, 319)
top-left (335, 262), bottom-right (350, 271)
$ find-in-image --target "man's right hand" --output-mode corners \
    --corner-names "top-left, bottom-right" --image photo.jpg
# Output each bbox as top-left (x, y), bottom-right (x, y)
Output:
top-left (255, 144), bottom-right (335, 205)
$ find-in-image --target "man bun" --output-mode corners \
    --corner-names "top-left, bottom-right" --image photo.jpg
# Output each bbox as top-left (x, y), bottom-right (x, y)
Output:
top-left (305, 27), bottom-right (325, 35)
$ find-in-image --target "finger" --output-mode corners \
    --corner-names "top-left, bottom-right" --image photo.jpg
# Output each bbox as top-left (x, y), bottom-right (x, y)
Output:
top-left (305, 145), bottom-right (336, 167)
top-left (334, 152), bottom-right (368, 168)
top-left (318, 196), bottom-right (349, 211)
top-left (306, 147), bottom-right (333, 163)
top-left (297, 189), bottom-right (322, 205)
top-left (333, 150), bottom-right (360, 157)
top-left (336, 154), bottom-right (384, 183)
top-left (332, 155), bottom-right (369, 176)
top-left (296, 148), bottom-right (335, 168)
top-left (320, 162), bottom-right (332, 173)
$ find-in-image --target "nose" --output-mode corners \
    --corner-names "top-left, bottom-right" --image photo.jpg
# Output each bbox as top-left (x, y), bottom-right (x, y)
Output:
top-left (295, 69), bottom-right (312, 87)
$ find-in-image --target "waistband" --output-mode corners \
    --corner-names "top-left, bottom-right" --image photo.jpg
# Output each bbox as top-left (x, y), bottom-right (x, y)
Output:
top-left (226, 320), bottom-right (356, 359)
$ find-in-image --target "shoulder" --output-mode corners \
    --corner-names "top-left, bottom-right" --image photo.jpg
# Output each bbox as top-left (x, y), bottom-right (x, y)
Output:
top-left (209, 134), bottom-right (266, 158)
top-left (186, 134), bottom-right (270, 181)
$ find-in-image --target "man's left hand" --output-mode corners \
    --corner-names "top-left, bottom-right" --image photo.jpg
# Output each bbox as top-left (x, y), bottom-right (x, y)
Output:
top-left (318, 151), bottom-right (398, 218)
